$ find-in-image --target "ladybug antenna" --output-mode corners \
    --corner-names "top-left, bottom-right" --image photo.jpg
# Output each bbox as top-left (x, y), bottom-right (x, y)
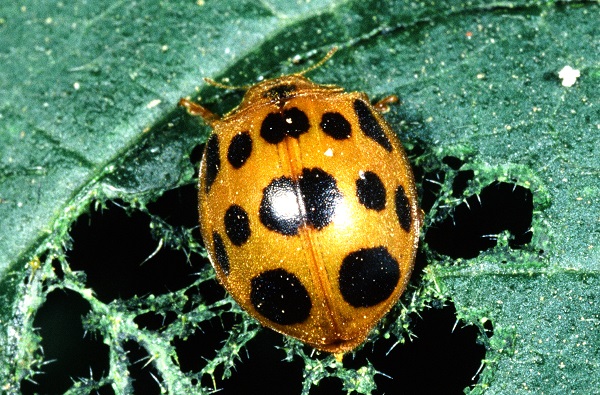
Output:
top-left (297, 47), bottom-right (338, 76)
top-left (203, 47), bottom-right (338, 90)
top-left (203, 77), bottom-right (249, 91)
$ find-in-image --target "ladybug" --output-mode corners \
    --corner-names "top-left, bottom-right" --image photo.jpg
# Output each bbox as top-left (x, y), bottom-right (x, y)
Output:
top-left (179, 50), bottom-right (421, 354)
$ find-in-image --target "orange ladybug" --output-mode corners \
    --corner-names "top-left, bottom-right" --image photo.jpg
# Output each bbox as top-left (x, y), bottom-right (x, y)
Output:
top-left (180, 49), bottom-right (420, 354)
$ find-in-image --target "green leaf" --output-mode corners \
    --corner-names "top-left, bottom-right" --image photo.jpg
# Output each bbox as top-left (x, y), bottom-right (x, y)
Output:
top-left (1, 0), bottom-right (598, 394)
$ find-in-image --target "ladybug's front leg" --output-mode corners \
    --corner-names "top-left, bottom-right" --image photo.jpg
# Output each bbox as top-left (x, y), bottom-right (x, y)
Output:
top-left (178, 98), bottom-right (220, 126)
top-left (372, 95), bottom-right (399, 114)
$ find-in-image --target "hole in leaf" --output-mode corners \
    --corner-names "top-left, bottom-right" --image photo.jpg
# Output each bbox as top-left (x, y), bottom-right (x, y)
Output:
top-left (147, 184), bottom-right (199, 228)
top-left (174, 312), bottom-right (237, 375)
top-left (215, 330), bottom-right (303, 394)
top-left (134, 310), bottom-right (177, 331)
top-left (196, 278), bottom-right (228, 306)
top-left (406, 144), bottom-right (425, 159)
top-left (20, 289), bottom-right (109, 394)
top-left (96, 385), bottom-right (115, 395)
top-left (442, 155), bottom-right (464, 170)
top-left (179, 279), bottom-right (226, 318)
top-left (452, 169), bottom-right (475, 197)
top-left (51, 258), bottom-right (64, 280)
top-left (483, 318), bottom-right (494, 337)
top-left (411, 249), bottom-right (429, 285)
top-left (309, 377), bottom-right (344, 395)
top-left (344, 303), bottom-right (486, 395)
top-left (68, 201), bottom-right (200, 302)
top-left (426, 181), bottom-right (533, 259)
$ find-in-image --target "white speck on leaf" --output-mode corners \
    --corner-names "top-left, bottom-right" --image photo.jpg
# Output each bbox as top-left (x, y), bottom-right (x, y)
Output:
top-left (147, 99), bottom-right (161, 109)
top-left (558, 66), bottom-right (580, 87)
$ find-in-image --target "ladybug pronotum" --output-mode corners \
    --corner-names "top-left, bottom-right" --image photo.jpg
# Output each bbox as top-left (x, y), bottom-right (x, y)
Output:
top-left (180, 51), bottom-right (420, 354)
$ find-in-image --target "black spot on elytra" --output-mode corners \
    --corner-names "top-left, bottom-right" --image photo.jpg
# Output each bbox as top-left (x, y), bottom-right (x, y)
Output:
top-left (259, 168), bottom-right (342, 236)
top-left (260, 107), bottom-right (310, 144)
top-left (320, 112), bottom-right (351, 140)
top-left (338, 247), bottom-right (400, 308)
top-left (224, 205), bottom-right (251, 246)
top-left (227, 132), bottom-right (252, 169)
top-left (356, 171), bottom-right (386, 211)
top-left (353, 99), bottom-right (393, 152)
top-left (299, 168), bottom-right (342, 230)
top-left (204, 134), bottom-right (220, 193)
top-left (259, 176), bottom-right (301, 236)
top-left (395, 185), bottom-right (412, 231)
top-left (250, 268), bottom-right (311, 325)
top-left (212, 232), bottom-right (229, 275)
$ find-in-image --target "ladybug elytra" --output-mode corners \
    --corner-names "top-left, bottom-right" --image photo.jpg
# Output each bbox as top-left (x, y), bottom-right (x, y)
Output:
top-left (180, 50), bottom-right (421, 354)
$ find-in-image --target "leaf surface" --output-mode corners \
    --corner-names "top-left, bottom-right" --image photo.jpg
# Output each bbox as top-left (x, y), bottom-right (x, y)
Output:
top-left (0, 1), bottom-right (598, 393)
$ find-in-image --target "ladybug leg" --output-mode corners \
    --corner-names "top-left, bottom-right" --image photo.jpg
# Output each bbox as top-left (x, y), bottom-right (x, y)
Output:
top-left (178, 98), bottom-right (220, 126)
top-left (373, 95), bottom-right (399, 114)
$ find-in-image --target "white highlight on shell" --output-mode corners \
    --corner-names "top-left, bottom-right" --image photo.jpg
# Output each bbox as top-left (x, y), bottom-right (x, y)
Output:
top-left (270, 187), bottom-right (301, 222)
